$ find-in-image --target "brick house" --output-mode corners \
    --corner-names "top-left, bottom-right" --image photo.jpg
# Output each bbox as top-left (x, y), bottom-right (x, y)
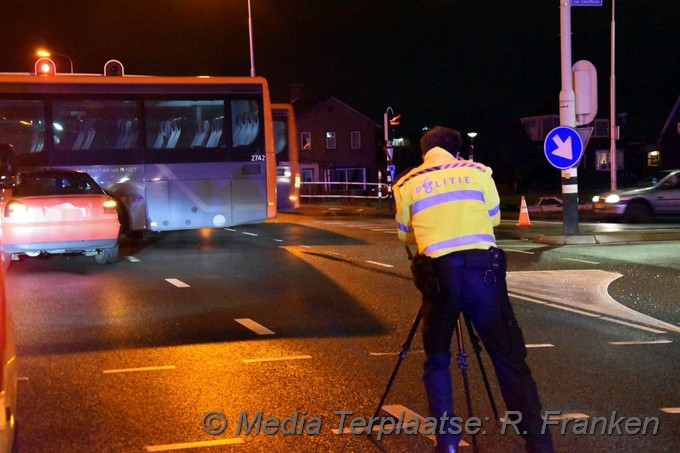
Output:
top-left (293, 96), bottom-right (381, 186)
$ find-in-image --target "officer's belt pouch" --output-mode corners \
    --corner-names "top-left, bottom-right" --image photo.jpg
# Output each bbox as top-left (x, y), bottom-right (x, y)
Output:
top-left (410, 253), bottom-right (441, 297)
top-left (463, 247), bottom-right (507, 274)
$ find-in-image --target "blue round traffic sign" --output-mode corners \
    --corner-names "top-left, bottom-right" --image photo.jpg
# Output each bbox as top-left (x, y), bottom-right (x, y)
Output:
top-left (544, 126), bottom-right (584, 169)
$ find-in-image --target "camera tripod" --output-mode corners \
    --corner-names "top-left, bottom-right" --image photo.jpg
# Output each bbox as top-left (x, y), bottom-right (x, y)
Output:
top-left (370, 304), bottom-right (500, 453)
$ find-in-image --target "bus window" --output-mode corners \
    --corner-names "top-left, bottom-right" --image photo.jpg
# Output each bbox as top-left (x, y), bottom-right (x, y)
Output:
top-left (144, 99), bottom-right (226, 150)
top-left (231, 100), bottom-right (259, 148)
top-left (0, 100), bottom-right (46, 155)
top-left (52, 100), bottom-right (138, 151)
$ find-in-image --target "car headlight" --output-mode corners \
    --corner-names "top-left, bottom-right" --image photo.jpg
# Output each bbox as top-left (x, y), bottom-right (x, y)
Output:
top-left (592, 195), bottom-right (600, 202)
top-left (604, 194), bottom-right (620, 203)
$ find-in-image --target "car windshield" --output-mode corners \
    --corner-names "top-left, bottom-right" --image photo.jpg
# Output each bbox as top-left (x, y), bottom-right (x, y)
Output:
top-left (631, 171), bottom-right (675, 188)
top-left (13, 173), bottom-right (103, 197)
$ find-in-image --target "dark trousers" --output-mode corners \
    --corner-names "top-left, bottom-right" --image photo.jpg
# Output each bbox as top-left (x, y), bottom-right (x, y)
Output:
top-left (421, 249), bottom-right (554, 453)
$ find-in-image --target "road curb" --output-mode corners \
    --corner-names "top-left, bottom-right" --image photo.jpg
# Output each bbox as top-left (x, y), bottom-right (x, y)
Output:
top-left (533, 232), bottom-right (680, 245)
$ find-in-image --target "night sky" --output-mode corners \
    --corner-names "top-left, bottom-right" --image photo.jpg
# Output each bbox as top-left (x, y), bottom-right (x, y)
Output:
top-left (1, 0), bottom-right (678, 140)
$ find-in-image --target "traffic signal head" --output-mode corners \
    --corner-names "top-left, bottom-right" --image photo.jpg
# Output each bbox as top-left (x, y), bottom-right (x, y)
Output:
top-left (34, 58), bottom-right (56, 76)
top-left (389, 113), bottom-right (401, 126)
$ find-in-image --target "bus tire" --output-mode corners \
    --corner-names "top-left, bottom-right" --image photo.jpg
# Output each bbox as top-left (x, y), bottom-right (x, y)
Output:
top-left (95, 244), bottom-right (119, 264)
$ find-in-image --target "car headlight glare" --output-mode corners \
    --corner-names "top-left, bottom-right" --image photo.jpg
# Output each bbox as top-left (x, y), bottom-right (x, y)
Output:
top-left (604, 194), bottom-right (620, 203)
top-left (592, 195), bottom-right (600, 203)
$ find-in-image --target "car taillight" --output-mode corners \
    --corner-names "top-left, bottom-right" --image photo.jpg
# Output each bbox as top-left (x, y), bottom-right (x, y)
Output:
top-left (102, 198), bottom-right (117, 215)
top-left (4, 200), bottom-right (28, 221)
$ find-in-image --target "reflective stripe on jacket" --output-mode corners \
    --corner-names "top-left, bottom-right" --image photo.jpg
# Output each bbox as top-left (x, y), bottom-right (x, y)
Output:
top-left (393, 147), bottom-right (501, 258)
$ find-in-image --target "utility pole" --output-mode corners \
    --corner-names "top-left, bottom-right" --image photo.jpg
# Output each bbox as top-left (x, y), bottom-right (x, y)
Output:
top-left (610, 0), bottom-right (617, 190)
top-left (559, 0), bottom-right (579, 234)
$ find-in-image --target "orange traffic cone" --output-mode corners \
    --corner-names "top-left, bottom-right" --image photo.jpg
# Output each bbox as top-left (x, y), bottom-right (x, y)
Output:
top-left (515, 196), bottom-right (532, 226)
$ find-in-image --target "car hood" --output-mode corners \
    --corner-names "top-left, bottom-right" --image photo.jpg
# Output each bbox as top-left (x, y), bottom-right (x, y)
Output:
top-left (599, 186), bottom-right (654, 198)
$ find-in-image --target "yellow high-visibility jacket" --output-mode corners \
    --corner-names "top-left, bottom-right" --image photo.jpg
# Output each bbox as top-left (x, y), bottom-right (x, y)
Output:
top-left (393, 147), bottom-right (501, 258)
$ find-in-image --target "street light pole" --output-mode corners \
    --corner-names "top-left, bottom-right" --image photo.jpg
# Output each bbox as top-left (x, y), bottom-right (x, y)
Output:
top-left (248, 0), bottom-right (256, 77)
top-left (467, 132), bottom-right (477, 161)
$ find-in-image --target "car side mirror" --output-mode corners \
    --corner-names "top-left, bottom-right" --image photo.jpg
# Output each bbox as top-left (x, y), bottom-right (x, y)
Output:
top-left (0, 143), bottom-right (18, 189)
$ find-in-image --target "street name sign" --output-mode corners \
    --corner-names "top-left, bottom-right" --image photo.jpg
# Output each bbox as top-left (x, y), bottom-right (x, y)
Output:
top-left (571, 0), bottom-right (602, 6)
top-left (544, 126), bottom-right (584, 169)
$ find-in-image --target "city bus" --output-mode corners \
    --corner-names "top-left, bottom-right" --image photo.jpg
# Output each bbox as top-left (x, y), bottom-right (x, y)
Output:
top-left (0, 60), bottom-right (277, 236)
top-left (271, 103), bottom-right (300, 211)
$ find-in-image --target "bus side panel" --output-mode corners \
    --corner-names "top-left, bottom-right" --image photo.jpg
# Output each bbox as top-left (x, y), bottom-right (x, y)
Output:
top-left (168, 178), bottom-right (233, 230)
top-left (232, 163), bottom-right (270, 225)
top-left (145, 181), bottom-right (170, 229)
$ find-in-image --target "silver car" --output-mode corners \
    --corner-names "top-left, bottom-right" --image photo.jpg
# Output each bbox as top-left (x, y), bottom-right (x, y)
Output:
top-left (592, 169), bottom-right (680, 222)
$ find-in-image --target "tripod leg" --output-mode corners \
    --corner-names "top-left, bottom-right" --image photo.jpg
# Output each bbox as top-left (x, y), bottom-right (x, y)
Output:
top-left (369, 306), bottom-right (422, 433)
top-left (463, 313), bottom-right (500, 423)
top-left (456, 318), bottom-right (478, 453)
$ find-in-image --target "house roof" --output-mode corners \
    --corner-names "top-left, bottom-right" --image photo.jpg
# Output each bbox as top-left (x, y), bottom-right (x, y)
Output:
top-left (293, 96), bottom-right (380, 127)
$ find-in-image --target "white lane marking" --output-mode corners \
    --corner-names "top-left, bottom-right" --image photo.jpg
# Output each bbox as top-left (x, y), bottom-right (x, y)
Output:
top-left (300, 245), bottom-right (312, 249)
top-left (599, 317), bottom-right (666, 334)
top-left (507, 270), bottom-right (680, 333)
top-left (235, 318), bottom-right (275, 335)
top-left (243, 355), bottom-right (312, 364)
top-left (366, 260), bottom-right (394, 268)
top-left (369, 350), bottom-right (425, 356)
top-left (562, 257), bottom-right (600, 264)
top-left (273, 238), bottom-right (284, 242)
top-left (103, 365), bottom-right (176, 374)
top-left (609, 340), bottom-right (673, 345)
top-left (145, 438), bottom-right (244, 451)
top-left (126, 256), bottom-right (141, 262)
top-left (241, 232), bottom-right (258, 236)
top-left (381, 405), bottom-right (470, 446)
top-left (17, 377), bottom-right (29, 381)
top-left (165, 278), bottom-right (190, 288)
top-left (224, 228), bottom-right (236, 232)
top-left (509, 292), bottom-right (669, 333)
top-left (526, 344), bottom-right (555, 348)
top-left (661, 407), bottom-right (680, 414)
top-left (505, 249), bottom-right (535, 255)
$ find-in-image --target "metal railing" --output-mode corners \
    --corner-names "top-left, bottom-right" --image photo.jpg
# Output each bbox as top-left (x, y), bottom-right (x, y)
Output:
top-left (299, 181), bottom-right (392, 202)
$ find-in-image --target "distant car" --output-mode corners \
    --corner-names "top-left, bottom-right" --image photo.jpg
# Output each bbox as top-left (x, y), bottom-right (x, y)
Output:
top-left (591, 169), bottom-right (680, 223)
top-left (2, 170), bottom-right (120, 266)
top-left (527, 196), bottom-right (563, 213)
top-left (0, 255), bottom-right (16, 451)
top-left (527, 196), bottom-right (592, 213)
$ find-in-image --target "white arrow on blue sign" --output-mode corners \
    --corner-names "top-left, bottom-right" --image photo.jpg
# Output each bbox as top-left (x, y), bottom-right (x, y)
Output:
top-left (544, 126), bottom-right (584, 169)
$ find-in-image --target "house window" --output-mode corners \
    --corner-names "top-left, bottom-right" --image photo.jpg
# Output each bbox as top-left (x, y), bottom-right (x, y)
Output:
top-left (326, 131), bottom-right (336, 149)
top-left (647, 150), bottom-right (661, 167)
top-left (301, 132), bottom-right (311, 150)
top-left (593, 119), bottom-right (609, 138)
top-left (351, 131), bottom-right (361, 149)
top-left (595, 149), bottom-right (623, 171)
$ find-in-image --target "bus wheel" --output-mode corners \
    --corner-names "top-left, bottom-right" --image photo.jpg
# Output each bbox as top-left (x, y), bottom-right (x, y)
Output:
top-left (95, 244), bottom-right (119, 264)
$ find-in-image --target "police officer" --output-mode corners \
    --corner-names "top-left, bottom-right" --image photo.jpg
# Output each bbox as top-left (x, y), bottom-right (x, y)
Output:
top-left (393, 126), bottom-right (554, 453)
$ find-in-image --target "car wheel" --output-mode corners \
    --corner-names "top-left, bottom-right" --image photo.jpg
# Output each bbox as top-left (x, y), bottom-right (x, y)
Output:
top-left (95, 244), bottom-right (119, 264)
top-left (623, 202), bottom-right (650, 223)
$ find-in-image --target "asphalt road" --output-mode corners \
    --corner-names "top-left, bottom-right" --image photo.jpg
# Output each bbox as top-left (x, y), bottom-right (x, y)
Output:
top-left (5, 209), bottom-right (679, 452)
